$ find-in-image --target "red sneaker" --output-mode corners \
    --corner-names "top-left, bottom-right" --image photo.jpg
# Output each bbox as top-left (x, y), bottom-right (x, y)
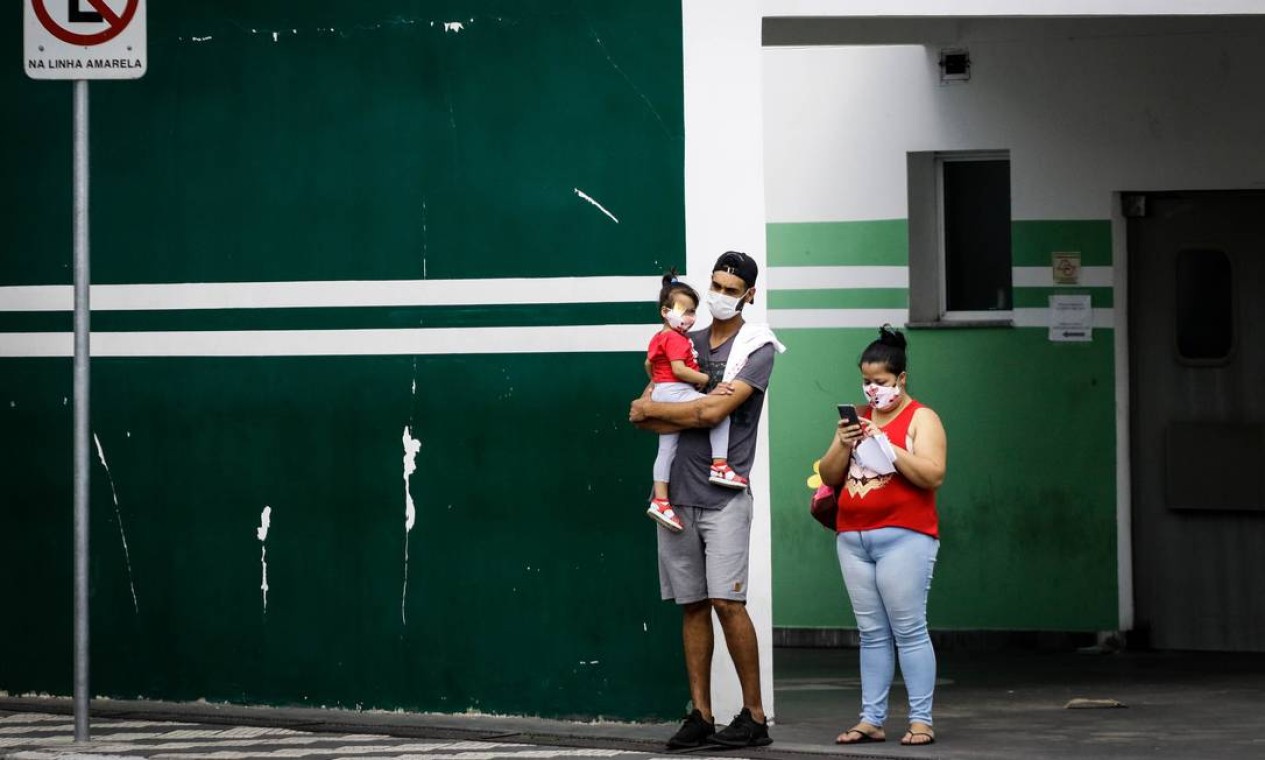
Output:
top-left (647, 498), bottom-right (684, 532)
top-left (708, 463), bottom-right (749, 490)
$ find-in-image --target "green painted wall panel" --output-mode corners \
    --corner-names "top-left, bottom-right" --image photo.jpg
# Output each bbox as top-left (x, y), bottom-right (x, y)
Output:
top-left (0, 354), bottom-right (681, 718)
top-left (1, 0), bottom-right (687, 721)
top-left (766, 221), bottom-right (909, 267)
top-left (770, 328), bottom-right (1117, 631)
top-left (1011, 220), bottom-right (1113, 267)
top-left (2, 1), bottom-right (683, 287)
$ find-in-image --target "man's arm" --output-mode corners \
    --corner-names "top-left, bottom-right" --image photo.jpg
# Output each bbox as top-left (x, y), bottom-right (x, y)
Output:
top-left (630, 380), bottom-right (754, 430)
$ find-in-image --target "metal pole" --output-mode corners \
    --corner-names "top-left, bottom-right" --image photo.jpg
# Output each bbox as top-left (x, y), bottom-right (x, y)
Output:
top-left (72, 78), bottom-right (91, 743)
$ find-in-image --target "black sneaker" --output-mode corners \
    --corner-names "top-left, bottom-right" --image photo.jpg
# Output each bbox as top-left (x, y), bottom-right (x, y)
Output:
top-left (666, 709), bottom-right (716, 748)
top-left (709, 708), bottom-right (772, 747)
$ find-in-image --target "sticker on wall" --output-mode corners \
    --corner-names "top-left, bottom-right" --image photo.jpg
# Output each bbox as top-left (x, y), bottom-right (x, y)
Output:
top-left (1050, 294), bottom-right (1092, 342)
top-left (1053, 251), bottom-right (1082, 285)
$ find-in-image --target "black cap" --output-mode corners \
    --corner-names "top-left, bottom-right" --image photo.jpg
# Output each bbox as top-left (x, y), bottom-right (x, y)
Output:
top-left (712, 250), bottom-right (758, 289)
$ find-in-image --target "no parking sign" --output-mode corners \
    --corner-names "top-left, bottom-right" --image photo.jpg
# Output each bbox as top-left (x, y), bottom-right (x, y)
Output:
top-left (22, 1), bottom-right (148, 742)
top-left (24, 0), bottom-right (147, 79)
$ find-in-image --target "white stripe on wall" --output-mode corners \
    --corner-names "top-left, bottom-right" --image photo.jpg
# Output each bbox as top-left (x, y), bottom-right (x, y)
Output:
top-left (0, 324), bottom-right (658, 358)
top-left (769, 308), bottom-right (910, 329)
top-left (767, 266), bottom-right (908, 290)
top-left (0, 276), bottom-right (662, 313)
top-left (1012, 266), bottom-right (1114, 288)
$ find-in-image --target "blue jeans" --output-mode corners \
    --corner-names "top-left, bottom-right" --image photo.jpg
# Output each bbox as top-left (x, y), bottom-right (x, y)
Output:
top-left (836, 527), bottom-right (939, 727)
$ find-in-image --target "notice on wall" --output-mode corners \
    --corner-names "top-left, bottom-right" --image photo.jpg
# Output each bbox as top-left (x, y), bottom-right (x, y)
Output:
top-left (1050, 294), bottom-right (1092, 342)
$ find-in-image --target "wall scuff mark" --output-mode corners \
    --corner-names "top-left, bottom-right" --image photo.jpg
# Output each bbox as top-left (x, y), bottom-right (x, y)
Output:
top-left (573, 188), bottom-right (620, 224)
top-left (421, 198), bottom-right (429, 279)
top-left (93, 433), bottom-right (139, 614)
top-left (583, 22), bottom-right (672, 137)
top-left (401, 425), bottom-right (422, 624)
top-left (257, 505), bottom-right (271, 614)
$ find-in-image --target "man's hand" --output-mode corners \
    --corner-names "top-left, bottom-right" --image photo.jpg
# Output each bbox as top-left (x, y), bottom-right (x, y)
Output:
top-left (709, 381), bottom-right (736, 396)
top-left (629, 397), bottom-right (649, 423)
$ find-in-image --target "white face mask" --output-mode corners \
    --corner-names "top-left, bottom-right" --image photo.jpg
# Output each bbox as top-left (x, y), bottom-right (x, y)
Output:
top-left (863, 382), bottom-right (903, 411)
top-left (706, 289), bottom-right (747, 321)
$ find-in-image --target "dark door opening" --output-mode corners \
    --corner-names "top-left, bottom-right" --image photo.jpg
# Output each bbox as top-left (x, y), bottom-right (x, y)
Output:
top-left (1129, 191), bottom-right (1265, 652)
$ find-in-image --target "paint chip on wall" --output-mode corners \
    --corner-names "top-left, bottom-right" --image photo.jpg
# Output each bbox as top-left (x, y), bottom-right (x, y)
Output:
top-left (257, 506), bottom-right (272, 613)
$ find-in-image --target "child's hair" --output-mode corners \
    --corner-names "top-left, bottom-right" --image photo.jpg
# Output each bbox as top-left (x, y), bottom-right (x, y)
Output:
top-left (658, 267), bottom-right (699, 311)
top-left (858, 324), bottom-right (908, 374)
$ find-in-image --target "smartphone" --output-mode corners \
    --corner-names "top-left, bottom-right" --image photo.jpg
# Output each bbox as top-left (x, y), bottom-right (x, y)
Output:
top-left (837, 403), bottom-right (859, 426)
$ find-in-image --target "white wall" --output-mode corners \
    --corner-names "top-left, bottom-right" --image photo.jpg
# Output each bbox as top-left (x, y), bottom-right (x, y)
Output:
top-left (763, 16), bottom-right (1265, 222)
top-left (683, 0), bottom-right (775, 723)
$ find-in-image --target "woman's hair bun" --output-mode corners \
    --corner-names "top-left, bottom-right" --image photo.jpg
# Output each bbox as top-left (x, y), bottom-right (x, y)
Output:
top-left (878, 323), bottom-right (907, 349)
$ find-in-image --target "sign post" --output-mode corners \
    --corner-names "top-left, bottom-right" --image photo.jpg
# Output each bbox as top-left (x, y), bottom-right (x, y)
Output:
top-left (24, 0), bottom-right (146, 743)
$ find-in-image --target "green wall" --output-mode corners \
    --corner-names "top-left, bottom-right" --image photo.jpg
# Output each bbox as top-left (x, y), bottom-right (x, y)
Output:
top-left (768, 219), bottom-right (1119, 632)
top-left (1, 1), bottom-right (686, 720)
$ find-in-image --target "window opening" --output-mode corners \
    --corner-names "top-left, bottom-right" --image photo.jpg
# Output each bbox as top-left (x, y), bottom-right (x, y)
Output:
top-left (1175, 248), bottom-right (1234, 363)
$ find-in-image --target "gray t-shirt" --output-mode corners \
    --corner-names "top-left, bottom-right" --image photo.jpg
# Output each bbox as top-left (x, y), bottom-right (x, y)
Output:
top-left (667, 328), bottom-right (776, 509)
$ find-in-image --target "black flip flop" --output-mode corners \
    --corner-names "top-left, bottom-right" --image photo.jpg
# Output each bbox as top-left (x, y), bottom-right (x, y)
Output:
top-left (836, 729), bottom-right (885, 744)
top-left (901, 730), bottom-right (936, 746)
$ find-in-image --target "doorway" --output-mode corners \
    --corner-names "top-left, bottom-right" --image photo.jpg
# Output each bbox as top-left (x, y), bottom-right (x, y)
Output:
top-left (1128, 190), bottom-right (1265, 651)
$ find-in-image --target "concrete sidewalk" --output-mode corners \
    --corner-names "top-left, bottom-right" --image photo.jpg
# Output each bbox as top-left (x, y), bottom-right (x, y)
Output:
top-left (3, 647), bottom-right (1263, 759)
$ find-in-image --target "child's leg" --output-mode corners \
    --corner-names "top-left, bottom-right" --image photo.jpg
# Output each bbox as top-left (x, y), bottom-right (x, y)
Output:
top-left (708, 416), bottom-right (731, 463)
top-left (653, 432), bottom-right (679, 500)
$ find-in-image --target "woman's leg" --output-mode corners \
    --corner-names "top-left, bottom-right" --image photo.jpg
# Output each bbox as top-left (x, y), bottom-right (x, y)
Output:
top-left (836, 531), bottom-right (894, 728)
top-left (868, 528), bottom-right (940, 726)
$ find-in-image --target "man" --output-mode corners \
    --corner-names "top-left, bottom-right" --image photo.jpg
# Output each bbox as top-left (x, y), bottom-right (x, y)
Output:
top-left (629, 251), bottom-right (782, 748)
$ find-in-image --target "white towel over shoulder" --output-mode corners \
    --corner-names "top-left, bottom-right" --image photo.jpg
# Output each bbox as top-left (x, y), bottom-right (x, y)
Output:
top-left (721, 322), bottom-right (787, 384)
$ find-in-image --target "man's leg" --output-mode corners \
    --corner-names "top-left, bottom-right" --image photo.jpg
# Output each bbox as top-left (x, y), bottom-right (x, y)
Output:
top-left (712, 599), bottom-right (764, 722)
top-left (658, 506), bottom-right (715, 747)
top-left (682, 600), bottom-right (714, 720)
top-left (696, 492), bottom-right (767, 725)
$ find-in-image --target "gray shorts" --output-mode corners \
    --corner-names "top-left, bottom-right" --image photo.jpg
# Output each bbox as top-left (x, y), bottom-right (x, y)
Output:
top-left (657, 491), bottom-right (753, 604)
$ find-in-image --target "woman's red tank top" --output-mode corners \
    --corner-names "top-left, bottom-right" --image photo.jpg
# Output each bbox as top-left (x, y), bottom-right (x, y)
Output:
top-left (835, 399), bottom-right (939, 538)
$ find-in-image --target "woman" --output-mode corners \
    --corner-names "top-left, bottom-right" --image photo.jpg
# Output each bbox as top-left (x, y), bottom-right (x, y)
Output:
top-left (817, 325), bottom-right (947, 747)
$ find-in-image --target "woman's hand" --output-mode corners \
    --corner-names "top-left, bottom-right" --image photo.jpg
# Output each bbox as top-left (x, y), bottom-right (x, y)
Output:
top-left (836, 419), bottom-right (865, 448)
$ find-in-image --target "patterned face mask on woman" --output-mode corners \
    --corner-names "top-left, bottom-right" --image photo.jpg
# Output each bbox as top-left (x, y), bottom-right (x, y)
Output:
top-left (863, 382), bottom-right (902, 411)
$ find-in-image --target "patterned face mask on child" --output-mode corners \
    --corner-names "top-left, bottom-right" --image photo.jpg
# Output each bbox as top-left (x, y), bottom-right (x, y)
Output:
top-left (863, 383), bottom-right (902, 411)
top-left (665, 306), bottom-right (694, 332)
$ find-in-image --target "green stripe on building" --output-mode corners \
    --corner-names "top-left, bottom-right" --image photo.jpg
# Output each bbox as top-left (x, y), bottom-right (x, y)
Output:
top-left (0, 303), bottom-right (655, 334)
top-left (767, 220), bottom-right (909, 267)
top-left (1011, 220), bottom-right (1113, 267)
top-left (767, 288), bottom-right (909, 310)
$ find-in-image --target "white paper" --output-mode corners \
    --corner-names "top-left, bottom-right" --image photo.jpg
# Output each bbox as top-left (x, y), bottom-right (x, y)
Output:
top-left (854, 434), bottom-right (896, 475)
top-left (1049, 294), bottom-right (1092, 342)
